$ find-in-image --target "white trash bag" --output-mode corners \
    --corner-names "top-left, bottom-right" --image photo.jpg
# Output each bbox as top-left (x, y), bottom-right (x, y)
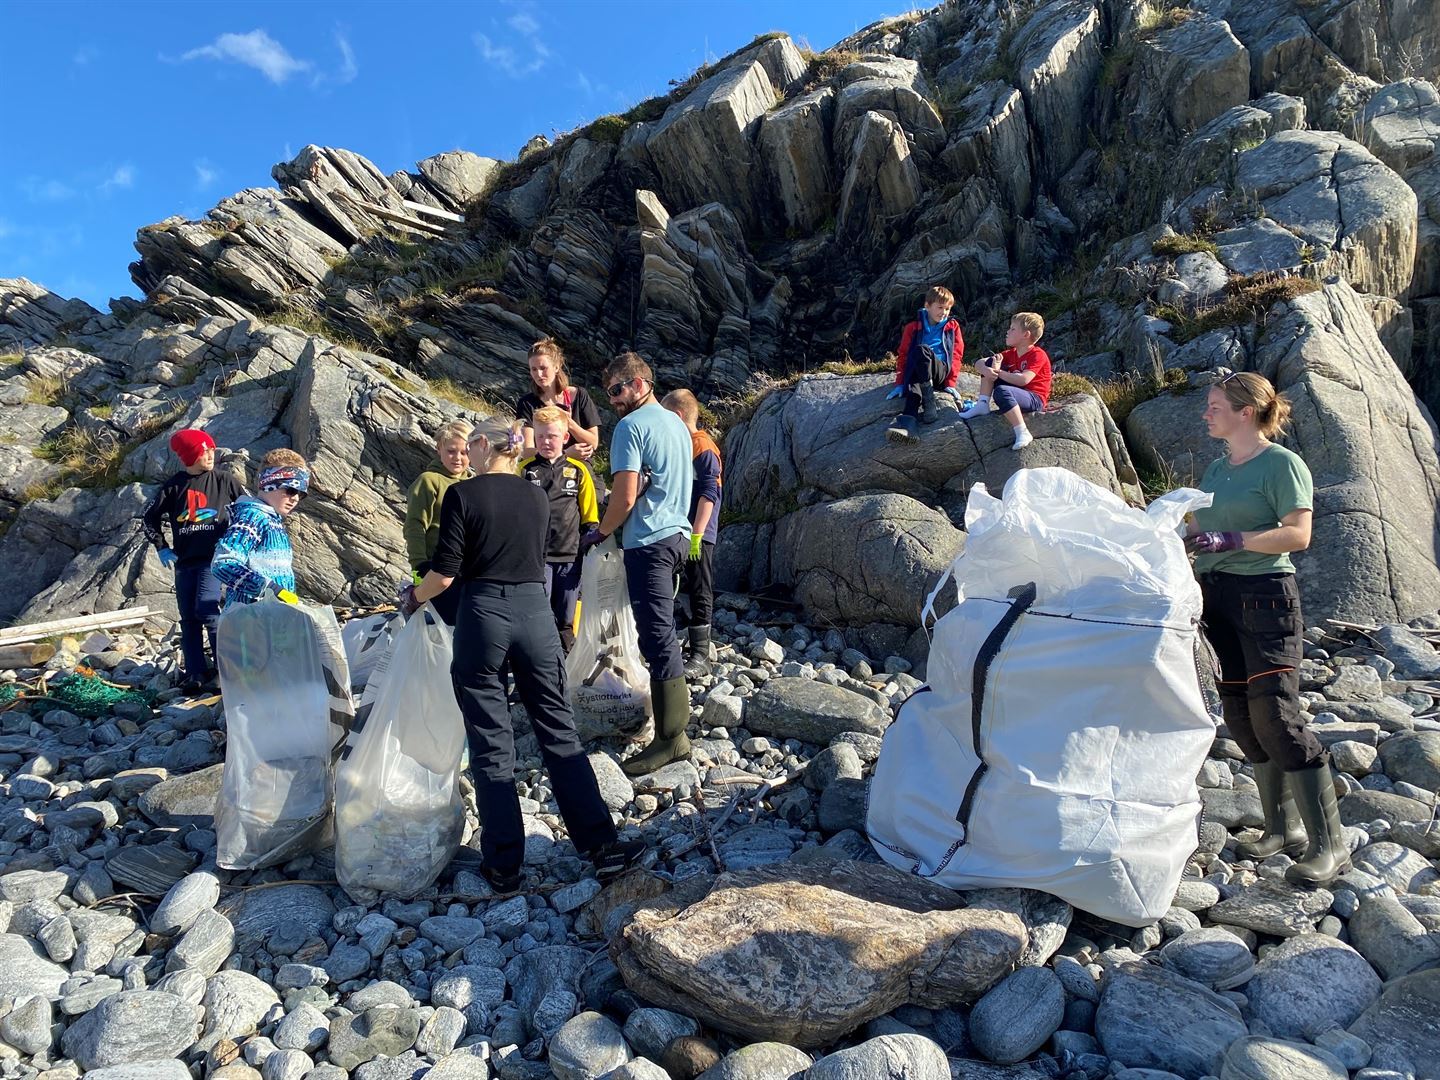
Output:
top-left (215, 597), bottom-right (352, 871)
top-left (866, 467), bottom-right (1216, 926)
top-left (565, 538), bottom-right (651, 736)
top-left (334, 605), bottom-right (466, 900)
top-left (341, 611), bottom-right (402, 694)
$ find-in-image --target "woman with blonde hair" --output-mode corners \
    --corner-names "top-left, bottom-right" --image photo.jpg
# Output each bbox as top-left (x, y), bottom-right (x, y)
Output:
top-left (1187, 369), bottom-right (1344, 885)
top-left (516, 338), bottom-right (600, 459)
top-left (410, 416), bottom-right (643, 891)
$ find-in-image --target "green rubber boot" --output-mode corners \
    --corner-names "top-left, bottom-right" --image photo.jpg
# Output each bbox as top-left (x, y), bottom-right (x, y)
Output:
top-left (1285, 762), bottom-right (1353, 886)
top-left (1237, 761), bottom-right (1307, 859)
top-left (623, 676), bottom-right (692, 776)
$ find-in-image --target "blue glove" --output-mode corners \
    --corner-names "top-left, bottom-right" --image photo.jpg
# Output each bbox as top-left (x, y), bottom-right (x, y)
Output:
top-left (942, 387), bottom-right (961, 401)
top-left (1186, 531), bottom-right (1244, 554)
top-left (397, 584), bottom-right (421, 617)
top-left (885, 387), bottom-right (904, 400)
top-left (158, 548), bottom-right (178, 569)
top-left (579, 529), bottom-right (608, 554)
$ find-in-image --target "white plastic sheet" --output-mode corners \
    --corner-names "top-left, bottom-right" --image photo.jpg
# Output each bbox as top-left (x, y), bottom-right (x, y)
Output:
top-left (334, 605), bottom-right (466, 900)
top-left (867, 468), bottom-right (1216, 926)
top-left (564, 538), bottom-right (651, 734)
top-left (214, 598), bottom-right (352, 871)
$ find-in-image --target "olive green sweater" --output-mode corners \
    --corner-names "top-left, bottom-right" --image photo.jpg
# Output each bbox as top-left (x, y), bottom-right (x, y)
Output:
top-left (404, 458), bottom-right (470, 570)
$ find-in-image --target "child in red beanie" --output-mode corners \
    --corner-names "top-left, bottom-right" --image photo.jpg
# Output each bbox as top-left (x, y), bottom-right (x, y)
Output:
top-left (140, 428), bottom-right (248, 691)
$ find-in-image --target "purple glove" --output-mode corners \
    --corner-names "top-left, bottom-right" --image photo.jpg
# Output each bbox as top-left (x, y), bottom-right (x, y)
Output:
top-left (579, 528), bottom-right (608, 554)
top-left (1186, 530), bottom-right (1244, 554)
top-left (397, 583), bottom-right (421, 617)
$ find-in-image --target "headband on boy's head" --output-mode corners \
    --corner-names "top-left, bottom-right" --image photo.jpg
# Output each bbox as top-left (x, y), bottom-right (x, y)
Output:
top-left (258, 464), bottom-right (310, 494)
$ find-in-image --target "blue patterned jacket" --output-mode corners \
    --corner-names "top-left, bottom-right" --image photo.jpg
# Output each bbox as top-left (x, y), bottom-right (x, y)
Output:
top-left (211, 496), bottom-right (296, 609)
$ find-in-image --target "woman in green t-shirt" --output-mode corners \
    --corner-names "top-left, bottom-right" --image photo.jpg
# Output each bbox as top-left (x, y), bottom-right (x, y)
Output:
top-left (1187, 370), bottom-right (1349, 886)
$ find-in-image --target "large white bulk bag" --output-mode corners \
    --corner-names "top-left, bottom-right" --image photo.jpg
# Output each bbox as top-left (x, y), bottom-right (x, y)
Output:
top-left (866, 468), bottom-right (1216, 926)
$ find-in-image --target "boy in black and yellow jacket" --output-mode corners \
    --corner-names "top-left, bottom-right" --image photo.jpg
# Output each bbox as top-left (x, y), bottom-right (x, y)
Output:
top-left (521, 405), bottom-right (599, 652)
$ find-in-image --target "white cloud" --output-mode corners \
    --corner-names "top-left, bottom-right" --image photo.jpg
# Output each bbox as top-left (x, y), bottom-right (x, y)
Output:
top-left (100, 164), bottom-right (136, 192)
top-left (194, 160), bottom-right (219, 189)
top-left (20, 177), bottom-right (76, 203)
top-left (474, 4), bottom-right (549, 78)
top-left (182, 30), bottom-right (311, 84)
top-left (333, 32), bottom-right (358, 84)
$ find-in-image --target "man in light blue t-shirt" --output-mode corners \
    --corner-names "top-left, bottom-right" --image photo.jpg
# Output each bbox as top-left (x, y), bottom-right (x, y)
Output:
top-left (581, 352), bottom-right (694, 775)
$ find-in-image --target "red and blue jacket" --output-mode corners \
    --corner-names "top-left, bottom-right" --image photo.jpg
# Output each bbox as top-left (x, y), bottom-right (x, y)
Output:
top-left (894, 314), bottom-right (964, 389)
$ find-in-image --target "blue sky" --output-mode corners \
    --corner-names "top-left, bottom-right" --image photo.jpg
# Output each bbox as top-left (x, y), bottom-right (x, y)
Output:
top-left (0, 0), bottom-right (897, 309)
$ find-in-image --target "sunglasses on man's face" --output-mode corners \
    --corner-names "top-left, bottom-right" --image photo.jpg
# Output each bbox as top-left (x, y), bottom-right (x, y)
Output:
top-left (606, 379), bottom-right (631, 398)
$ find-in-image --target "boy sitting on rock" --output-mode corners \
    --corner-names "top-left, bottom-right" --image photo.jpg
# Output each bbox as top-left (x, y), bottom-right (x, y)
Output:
top-left (520, 406), bottom-right (599, 653)
top-left (959, 311), bottom-right (1052, 451)
top-left (886, 285), bottom-right (965, 444)
top-left (211, 449), bottom-right (310, 609)
top-left (141, 428), bottom-right (248, 691)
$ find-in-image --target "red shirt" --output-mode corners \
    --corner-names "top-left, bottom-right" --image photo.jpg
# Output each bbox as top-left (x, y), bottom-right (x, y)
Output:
top-left (1000, 345), bottom-right (1051, 407)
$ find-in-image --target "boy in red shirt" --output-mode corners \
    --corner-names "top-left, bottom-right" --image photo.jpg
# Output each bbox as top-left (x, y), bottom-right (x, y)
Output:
top-left (885, 285), bottom-right (964, 444)
top-left (959, 310), bottom-right (1051, 450)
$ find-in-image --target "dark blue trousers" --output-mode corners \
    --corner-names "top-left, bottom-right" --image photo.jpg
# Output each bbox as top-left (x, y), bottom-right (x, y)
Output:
top-left (175, 564), bottom-right (223, 680)
top-left (623, 534), bottom-right (686, 681)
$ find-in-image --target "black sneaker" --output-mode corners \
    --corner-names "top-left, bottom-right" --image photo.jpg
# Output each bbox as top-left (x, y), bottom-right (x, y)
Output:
top-left (591, 839), bottom-right (649, 883)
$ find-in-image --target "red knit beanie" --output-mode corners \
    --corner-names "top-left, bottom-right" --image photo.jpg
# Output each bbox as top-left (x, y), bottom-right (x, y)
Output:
top-left (169, 428), bottom-right (216, 467)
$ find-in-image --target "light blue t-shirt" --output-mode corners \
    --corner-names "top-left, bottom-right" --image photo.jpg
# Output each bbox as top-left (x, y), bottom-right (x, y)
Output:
top-left (610, 401), bottom-right (694, 549)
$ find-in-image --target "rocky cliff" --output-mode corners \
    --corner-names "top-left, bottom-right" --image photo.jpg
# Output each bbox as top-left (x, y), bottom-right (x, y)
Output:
top-left (3, 0), bottom-right (1440, 632)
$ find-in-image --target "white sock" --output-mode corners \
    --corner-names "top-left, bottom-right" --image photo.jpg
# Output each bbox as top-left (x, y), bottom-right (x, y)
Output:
top-left (976, 395), bottom-right (989, 407)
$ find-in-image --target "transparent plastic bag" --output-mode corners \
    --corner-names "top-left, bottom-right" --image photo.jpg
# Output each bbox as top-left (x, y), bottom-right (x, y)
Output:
top-left (564, 539), bottom-right (651, 736)
top-left (214, 597), bottom-right (349, 871)
top-left (341, 611), bottom-right (402, 694)
top-left (334, 605), bottom-right (466, 900)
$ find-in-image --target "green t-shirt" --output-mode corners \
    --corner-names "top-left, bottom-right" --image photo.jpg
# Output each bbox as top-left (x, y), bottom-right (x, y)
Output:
top-left (1192, 443), bottom-right (1313, 575)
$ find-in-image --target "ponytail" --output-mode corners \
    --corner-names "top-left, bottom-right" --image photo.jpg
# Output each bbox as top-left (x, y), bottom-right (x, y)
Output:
top-left (1214, 370), bottom-right (1291, 438)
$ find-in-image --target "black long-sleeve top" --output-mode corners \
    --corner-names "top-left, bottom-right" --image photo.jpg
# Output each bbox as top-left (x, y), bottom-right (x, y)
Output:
top-left (431, 473), bottom-right (548, 584)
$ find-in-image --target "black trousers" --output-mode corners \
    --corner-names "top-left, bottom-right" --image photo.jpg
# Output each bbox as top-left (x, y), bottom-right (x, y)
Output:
top-left (450, 580), bottom-right (615, 872)
top-left (623, 535), bottom-right (686, 681)
top-left (1200, 571), bottom-right (1325, 771)
top-left (901, 352), bottom-right (948, 417)
top-left (678, 540), bottom-right (715, 631)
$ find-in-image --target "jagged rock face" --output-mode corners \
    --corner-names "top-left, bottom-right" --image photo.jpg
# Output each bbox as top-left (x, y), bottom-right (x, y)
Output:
top-left (1127, 279), bottom-right (1440, 624)
top-left (0, 303), bottom-right (479, 622)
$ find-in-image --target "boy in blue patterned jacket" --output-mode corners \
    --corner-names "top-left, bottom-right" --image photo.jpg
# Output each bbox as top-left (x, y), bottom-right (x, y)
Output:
top-left (211, 448), bottom-right (310, 609)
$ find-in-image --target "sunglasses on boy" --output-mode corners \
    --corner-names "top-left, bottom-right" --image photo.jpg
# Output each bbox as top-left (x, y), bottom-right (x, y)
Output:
top-left (280, 487), bottom-right (306, 499)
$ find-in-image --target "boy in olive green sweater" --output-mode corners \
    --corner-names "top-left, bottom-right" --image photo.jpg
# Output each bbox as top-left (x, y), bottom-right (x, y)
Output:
top-left (403, 421), bottom-right (472, 624)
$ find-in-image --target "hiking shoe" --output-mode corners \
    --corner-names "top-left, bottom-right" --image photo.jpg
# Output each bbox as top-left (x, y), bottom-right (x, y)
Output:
top-left (1011, 427), bottom-right (1034, 450)
top-left (885, 415), bottom-right (919, 443)
top-left (920, 385), bottom-right (938, 424)
top-left (591, 839), bottom-right (650, 883)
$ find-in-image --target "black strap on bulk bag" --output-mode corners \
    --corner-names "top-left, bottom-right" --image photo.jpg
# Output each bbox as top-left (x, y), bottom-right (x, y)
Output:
top-left (955, 581), bottom-right (1037, 830)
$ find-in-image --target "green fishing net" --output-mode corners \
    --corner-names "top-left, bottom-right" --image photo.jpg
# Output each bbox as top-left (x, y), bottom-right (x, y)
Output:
top-left (0, 671), bottom-right (156, 719)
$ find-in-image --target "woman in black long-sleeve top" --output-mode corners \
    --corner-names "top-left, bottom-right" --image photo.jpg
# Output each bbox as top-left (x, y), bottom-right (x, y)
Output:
top-left (411, 416), bottom-right (644, 892)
